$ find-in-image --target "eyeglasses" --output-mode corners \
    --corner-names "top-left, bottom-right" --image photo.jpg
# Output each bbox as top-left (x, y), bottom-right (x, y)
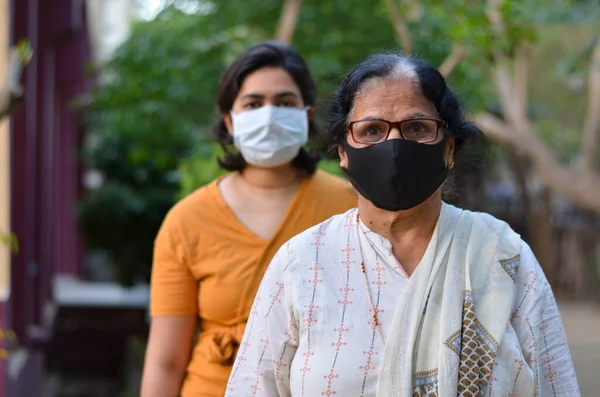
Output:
top-left (348, 118), bottom-right (446, 145)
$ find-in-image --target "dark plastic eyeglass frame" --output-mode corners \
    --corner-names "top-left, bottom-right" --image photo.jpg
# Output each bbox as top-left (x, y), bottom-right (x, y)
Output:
top-left (348, 117), bottom-right (447, 145)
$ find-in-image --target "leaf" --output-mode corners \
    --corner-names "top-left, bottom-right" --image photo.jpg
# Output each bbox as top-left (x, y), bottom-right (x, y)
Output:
top-left (0, 231), bottom-right (19, 254)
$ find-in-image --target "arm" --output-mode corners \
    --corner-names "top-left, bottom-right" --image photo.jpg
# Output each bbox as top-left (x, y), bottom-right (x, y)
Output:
top-left (226, 244), bottom-right (298, 397)
top-left (514, 243), bottom-right (581, 397)
top-left (141, 316), bottom-right (196, 397)
top-left (534, 282), bottom-right (580, 396)
top-left (141, 212), bottom-right (199, 397)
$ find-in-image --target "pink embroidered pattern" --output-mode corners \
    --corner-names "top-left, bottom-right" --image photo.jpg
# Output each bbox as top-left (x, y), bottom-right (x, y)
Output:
top-left (273, 343), bottom-right (289, 382)
top-left (540, 311), bottom-right (558, 385)
top-left (250, 336), bottom-right (270, 396)
top-left (372, 261), bottom-right (387, 288)
top-left (266, 282), bottom-right (284, 313)
top-left (487, 359), bottom-right (500, 397)
top-left (323, 369), bottom-right (340, 396)
top-left (369, 259), bottom-right (386, 327)
top-left (360, 345), bottom-right (378, 376)
top-left (286, 317), bottom-right (299, 345)
top-left (508, 357), bottom-right (527, 396)
top-left (322, 240), bottom-right (356, 395)
top-left (525, 270), bottom-right (537, 293)
top-left (300, 225), bottom-right (326, 395)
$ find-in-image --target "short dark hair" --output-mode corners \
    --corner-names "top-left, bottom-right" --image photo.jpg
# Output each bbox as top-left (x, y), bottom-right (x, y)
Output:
top-left (326, 53), bottom-right (482, 152)
top-left (211, 40), bottom-right (320, 174)
top-left (326, 52), bottom-right (486, 201)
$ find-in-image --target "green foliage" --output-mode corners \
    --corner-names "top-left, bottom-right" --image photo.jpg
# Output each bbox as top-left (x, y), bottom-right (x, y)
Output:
top-left (318, 158), bottom-right (345, 179)
top-left (79, 7), bottom-right (271, 285)
top-left (0, 231), bottom-right (18, 254)
top-left (15, 40), bottom-right (33, 65)
top-left (178, 143), bottom-right (225, 198)
top-left (79, 0), bottom-right (600, 285)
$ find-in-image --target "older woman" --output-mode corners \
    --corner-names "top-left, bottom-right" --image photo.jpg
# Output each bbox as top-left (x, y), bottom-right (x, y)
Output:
top-left (225, 53), bottom-right (580, 397)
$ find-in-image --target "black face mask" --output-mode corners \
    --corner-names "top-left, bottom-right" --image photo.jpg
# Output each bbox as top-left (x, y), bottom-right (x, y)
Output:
top-left (342, 139), bottom-right (448, 211)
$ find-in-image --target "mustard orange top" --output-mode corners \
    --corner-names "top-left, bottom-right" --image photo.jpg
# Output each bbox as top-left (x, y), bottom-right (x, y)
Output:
top-left (150, 170), bottom-right (356, 397)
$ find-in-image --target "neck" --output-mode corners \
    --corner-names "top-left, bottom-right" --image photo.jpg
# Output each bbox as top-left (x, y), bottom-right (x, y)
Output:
top-left (358, 192), bottom-right (442, 246)
top-left (237, 162), bottom-right (300, 190)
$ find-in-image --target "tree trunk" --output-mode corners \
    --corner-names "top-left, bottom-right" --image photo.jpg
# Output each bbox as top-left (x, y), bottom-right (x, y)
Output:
top-left (560, 228), bottom-right (588, 297)
top-left (596, 241), bottom-right (600, 300)
top-left (529, 189), bottom-right (557, 288)
top-left (275, 0), bottom-right (302, 44)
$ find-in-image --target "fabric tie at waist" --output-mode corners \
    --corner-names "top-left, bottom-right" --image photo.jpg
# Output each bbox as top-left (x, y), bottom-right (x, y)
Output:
top-left (200, 322), bottom-right (246, 365)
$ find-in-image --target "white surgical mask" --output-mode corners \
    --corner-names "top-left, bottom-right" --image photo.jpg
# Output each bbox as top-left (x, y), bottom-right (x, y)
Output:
top-left (231, 105), bottom-right (309, 168)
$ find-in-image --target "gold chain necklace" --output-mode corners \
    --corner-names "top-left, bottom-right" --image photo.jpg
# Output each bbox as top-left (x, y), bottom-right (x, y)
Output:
top-left (355, 212), bottom-right (386, 346)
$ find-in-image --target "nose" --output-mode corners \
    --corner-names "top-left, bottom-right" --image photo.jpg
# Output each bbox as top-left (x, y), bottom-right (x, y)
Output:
top-left (388, 127), bottom-right (403, 140)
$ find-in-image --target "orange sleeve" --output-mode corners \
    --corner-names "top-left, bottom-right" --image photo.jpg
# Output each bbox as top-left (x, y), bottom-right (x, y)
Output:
top-left (150, 210), bottom-right (198, 316)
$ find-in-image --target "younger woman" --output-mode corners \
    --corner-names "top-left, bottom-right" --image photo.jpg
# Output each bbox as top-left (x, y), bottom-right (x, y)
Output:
top-left (140, 41), bottom-right (356, 397)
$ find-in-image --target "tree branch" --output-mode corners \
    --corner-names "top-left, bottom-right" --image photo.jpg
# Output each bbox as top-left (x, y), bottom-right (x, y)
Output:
top-left (491, 54), bottom-right (523, 122)
top-left (578, 39), bottom-right (600, 170)
top-left (275, 0), bottom-right (303, 45)
top-left (474, 112), bottom-right (600, 212)
top-left (438, 43), bottom-right (467, 78)
top-left (0, 49), bottom-right (25, 120)
top-left (486, 0), bottom-right (504, 37)
top-left (513, 42), bottom-right (531, 121)
top-left (486, 0), bottom-right (530, 126)
top-left (385, 0), bottom-right (412, 55)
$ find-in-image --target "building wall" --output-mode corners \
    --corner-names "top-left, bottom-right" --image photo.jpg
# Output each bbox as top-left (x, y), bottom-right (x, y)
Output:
top-left (0, 0), bottom-right (11, 395)
top-left (10, 0), bottom-right (91, 350)
top-left (5, 1), bottom-right (91, 395)
top-left (0, 0), bottom-right (10, 300)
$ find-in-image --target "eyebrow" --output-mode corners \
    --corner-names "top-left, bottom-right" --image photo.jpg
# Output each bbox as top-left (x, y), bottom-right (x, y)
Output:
top-left (357, 112), bottom-right (430, 122)
top-left (404, 112), bottom-right (429, 119)
top-left (241, 91), bottom-right (300, 100)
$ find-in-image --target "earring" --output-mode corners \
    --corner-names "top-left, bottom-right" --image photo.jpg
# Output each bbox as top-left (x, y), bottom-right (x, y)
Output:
top-left (447, 160), bottom-right (455, 170)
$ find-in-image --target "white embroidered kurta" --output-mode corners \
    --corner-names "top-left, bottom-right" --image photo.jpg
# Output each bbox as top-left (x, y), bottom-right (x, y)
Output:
top-left (226, 209), bottom-right (579, 397)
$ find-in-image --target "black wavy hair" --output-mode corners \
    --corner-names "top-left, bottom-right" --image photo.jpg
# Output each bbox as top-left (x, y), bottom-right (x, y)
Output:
top-left (211, 40), bottom-right (320, 174)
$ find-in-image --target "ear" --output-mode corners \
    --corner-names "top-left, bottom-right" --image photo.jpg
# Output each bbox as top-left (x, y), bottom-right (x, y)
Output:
top-left (338, 145), bottom-right (348, 169)
top-left (223, 113), bottom-right (233, 136)
top-left (444, 136), bottom-right (456, 168)
top-left (307, 106), bottom-right (316, 122)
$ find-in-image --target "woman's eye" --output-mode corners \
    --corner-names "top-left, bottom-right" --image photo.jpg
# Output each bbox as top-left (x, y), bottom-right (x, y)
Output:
top-left (243, 102), bottom-right (262, 109)
top-left (279, 101), bottom-right (296, 107)
top-left (411, 123), bottom-right (425, 133)
top-left (365, 127), bottom-right (381, 136)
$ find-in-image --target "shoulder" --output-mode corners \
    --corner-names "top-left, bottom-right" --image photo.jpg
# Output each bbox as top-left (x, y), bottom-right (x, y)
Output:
top-left (515, 241), bottom-right (547, 294)
top-left (511, 240), bottom-right (559, 322)
top-left (273, 209), bottom-right (356, 273)
top-left (166, 179), bottom-right (219, 221)
top-left (156, 178), bottom-right (222, 242)
top-left (449, 203), bottom-right (522, 258)
top-left (307, 170), bottom-right (354, 194)
top-left (453, 204), bottom-right (514, 235)
top-left (304, 170), bottom-right (356, 211)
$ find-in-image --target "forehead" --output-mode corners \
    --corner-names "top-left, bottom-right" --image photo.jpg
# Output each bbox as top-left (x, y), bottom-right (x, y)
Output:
top-left (238, 66), bottom-right (301, 96)
top-left (351, 76), bottom-right (436, 120)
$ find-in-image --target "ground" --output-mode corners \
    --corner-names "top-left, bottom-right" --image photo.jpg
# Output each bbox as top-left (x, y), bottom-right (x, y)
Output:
top-left (559, 301), bottom-right (600, 397)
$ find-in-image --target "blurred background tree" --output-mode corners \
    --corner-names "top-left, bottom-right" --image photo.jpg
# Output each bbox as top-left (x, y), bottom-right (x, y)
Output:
top-left (79, 0), bottom-right (600, 294)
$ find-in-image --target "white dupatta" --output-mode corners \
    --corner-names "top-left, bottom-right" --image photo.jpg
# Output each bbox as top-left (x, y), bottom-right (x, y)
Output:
top-left (377, 203), bottom-right (535, 397)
